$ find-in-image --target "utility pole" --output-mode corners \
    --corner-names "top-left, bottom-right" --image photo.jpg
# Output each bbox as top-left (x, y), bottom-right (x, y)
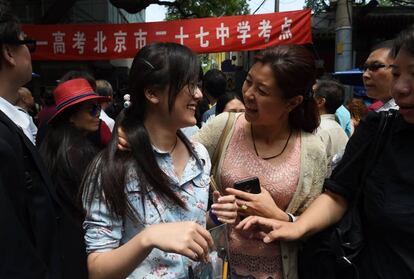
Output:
top-left (274, 0), bottom-right (279, 12)
top-left (335, 0), bottom-right (353, 71)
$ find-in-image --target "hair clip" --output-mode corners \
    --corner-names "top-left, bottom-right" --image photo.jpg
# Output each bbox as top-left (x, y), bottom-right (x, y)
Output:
top-left (123, 94), bottom-right (131, 108)
top-left (141, 59), bottom-right (155, 70)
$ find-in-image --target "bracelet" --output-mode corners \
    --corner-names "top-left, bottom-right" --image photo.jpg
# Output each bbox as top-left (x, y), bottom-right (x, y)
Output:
top-left (287, 212), bottom-right (297, 223)
top-left (209, 209), bottom-right (222, 226)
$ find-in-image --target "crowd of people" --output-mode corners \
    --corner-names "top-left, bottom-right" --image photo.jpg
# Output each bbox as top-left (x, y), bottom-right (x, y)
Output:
top-left (1, 1), bottom-right (413, 279)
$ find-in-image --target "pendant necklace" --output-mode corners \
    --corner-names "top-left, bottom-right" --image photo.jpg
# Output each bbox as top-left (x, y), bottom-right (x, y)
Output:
top-left (251, 124), bottom-right (292, 160)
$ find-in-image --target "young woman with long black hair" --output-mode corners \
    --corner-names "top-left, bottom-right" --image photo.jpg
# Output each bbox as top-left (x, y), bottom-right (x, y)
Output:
top-left (40, 78), bottom-right (109, 223)
top-left (82, 42), bottom-right (237, 279)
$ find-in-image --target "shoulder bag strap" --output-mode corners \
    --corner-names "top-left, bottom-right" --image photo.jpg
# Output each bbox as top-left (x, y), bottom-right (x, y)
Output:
top-left (210, 112), bottom-right (236, 194)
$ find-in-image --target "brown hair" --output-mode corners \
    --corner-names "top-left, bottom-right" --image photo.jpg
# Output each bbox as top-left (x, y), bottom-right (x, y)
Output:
top-left (347, 98), bottom-right (368, 123)
top-left (254, 44), bottom-right (320, 133)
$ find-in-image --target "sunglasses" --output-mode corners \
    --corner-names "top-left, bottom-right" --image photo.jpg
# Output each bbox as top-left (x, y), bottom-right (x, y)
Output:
top-left (1, 38), bottom-right (37, 53)
top-left (87, 104), bottom-right (102, 117)
top-left (361, 62), bottom-right (389, 72)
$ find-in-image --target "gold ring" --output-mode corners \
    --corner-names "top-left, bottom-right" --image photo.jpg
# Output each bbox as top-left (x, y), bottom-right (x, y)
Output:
top-left (240, 204), bottom-right (248, 211)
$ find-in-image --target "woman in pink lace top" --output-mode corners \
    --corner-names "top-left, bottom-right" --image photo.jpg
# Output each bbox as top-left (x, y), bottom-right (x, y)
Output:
top-left (194, 45), bottom-right (327, 279)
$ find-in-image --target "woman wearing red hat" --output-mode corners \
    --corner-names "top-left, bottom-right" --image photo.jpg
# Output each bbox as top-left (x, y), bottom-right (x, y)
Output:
top-left (39, 78), bottom-right (111, 279)
top-left (81, 43), bottom-right (237, 279)
top-left (40, 77), bottom-right (110, 223)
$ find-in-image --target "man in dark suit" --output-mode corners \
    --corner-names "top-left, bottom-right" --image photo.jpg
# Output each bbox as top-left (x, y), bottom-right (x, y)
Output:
top-left (0, 2), bottom-right (86, 278)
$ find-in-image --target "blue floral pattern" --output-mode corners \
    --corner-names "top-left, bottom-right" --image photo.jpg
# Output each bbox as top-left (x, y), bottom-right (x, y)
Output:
top-left (83, 141), bottom-right (211, 279)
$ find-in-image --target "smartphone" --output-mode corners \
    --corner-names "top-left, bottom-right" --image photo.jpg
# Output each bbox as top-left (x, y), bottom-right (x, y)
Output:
top-left (233, 177), bottom-right (261, 194)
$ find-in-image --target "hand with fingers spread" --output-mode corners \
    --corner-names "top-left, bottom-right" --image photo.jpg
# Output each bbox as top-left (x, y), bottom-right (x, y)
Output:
top-left (235, 216), bottom-right (304, 243)
top-left (143, 221), bottom-right (214, 262)
top-left (209, 191), bottom-right (238, 225)
top-left (225, 187), bottom-right (289, 221)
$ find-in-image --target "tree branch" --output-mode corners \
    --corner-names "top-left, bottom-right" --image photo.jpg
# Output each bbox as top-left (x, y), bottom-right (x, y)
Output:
top-left (157, 1), bottom-right (198, 18)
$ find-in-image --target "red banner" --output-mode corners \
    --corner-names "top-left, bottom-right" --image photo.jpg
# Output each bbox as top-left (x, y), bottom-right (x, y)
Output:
top-left (22, 10), bottom-right (312, 61)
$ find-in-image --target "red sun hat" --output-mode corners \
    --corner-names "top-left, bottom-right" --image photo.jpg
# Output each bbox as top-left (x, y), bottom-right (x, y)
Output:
top-left (49, 78), bottom-right (110, 123)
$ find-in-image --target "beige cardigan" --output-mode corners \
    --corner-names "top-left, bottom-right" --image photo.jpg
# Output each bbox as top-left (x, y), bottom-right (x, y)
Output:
top-left (193, 112), bottom-right (327, 279)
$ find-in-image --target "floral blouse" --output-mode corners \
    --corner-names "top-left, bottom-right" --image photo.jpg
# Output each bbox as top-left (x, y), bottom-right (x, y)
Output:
top-left (83, 141), bottom-right (210, 279)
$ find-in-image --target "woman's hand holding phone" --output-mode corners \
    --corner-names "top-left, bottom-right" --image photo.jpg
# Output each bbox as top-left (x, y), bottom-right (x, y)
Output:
top-left (225, 186), bottom-right (288, 222)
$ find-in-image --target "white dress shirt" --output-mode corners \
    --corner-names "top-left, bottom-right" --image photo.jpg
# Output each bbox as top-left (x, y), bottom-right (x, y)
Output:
top-left (376, 98), bottom-right (399, 112)
top-left (99, 110), bottom-right (115, 132)
top-left (0, 97), bottom-right (36, 145)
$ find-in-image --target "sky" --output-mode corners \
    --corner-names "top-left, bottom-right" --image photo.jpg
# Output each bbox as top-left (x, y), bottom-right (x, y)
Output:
top-left (145, 0), bottom-right (306, 22)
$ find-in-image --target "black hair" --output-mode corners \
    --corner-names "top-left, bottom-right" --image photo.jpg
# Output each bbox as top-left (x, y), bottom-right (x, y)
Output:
top-left (314, 79), bottom-right (345, 114)
top-left (203, 69), bottom-right (227, 100)
top-left (195, 65), bottom-right (208, 127)
top-left (39, 105), bottom-right (98, 224)
top-left (254, 44), bottom-right (320, 133)
top-left (198, 65), bottom-right (204, 83)
top-left (82, 42), bottom-right (201, 222)
top-left (371, 40), bottom-right (394, 52)
top-left (41, 87), bottom-right (56, 106)
top-left (0, 1), bottom-right (21, 69)
top-left (59, 70), bottom-right (96, 90)
top-left (216, 91), bottom-right (244, 115)
top-left (392, 25), bottom-right (414, 59)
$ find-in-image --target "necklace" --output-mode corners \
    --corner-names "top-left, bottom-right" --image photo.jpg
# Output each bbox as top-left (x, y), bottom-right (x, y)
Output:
top-left (251, 124), bottom-right (293, 160)
top-left (154, 136), bottom-right (178, 154)
top-left (168, 136), bottom-right (178, 154)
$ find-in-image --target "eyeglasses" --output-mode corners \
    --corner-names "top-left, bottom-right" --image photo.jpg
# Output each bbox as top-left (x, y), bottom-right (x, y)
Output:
top-left (361, 62), bottom-right (389, 72)
top-left (87, 104), bottom-right (102, 117)
top-left (187, 84), bottom-right (201, 97)
top-left (1, 38), bottom-right (37, 53)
